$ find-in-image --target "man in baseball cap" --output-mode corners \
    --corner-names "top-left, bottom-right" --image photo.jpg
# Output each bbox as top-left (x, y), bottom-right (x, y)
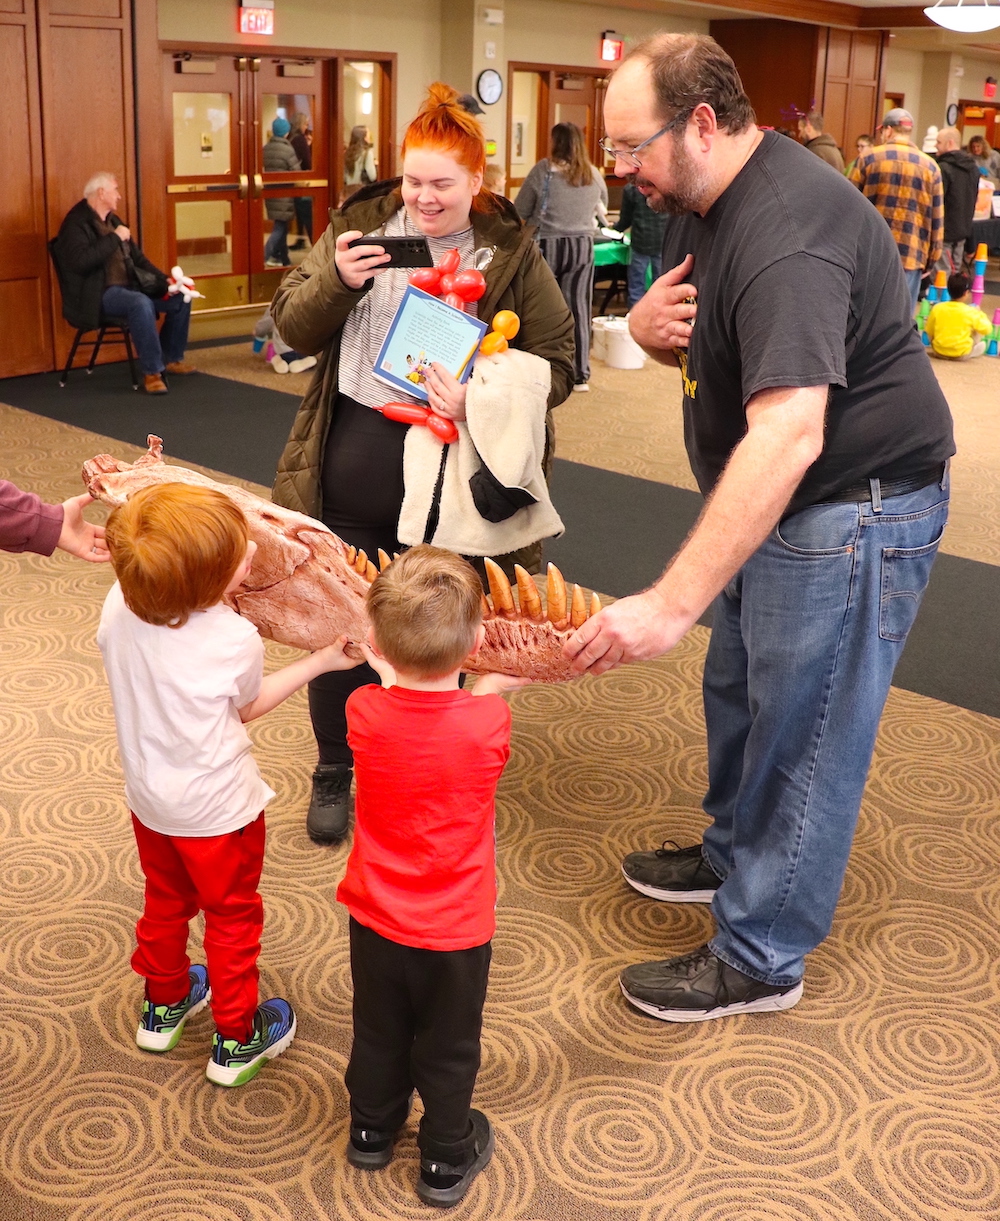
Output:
top-left (850, 106), bottom-right (943, 314)
top-left (881, 107), bottom-right (914, 132)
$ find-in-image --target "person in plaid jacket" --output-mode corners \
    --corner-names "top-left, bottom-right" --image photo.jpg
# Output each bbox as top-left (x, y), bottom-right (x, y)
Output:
top-left (850, 108), bottom-right (943, 317)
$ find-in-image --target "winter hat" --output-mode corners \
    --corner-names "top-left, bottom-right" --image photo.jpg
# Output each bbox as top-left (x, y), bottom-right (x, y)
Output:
top-left (272, 117), bottom-right (291, 138)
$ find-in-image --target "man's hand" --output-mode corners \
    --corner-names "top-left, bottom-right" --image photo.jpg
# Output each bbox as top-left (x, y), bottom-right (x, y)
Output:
top-left (627, 253), bottom-right (697, 361)
top-left (334, 230), bottom-right (391, 290)
top-left (114, 225), bottom-right (131, 243)
top-left (563, 588), bottom-right (690, 677)
top-left (57, 492), bottom-right (109, 563)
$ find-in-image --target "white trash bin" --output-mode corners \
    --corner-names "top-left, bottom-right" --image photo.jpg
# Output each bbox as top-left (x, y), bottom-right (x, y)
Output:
top-left (604, 319), bottom-right (645, 369)
top-left (591, 316), bottom-right (616, 361)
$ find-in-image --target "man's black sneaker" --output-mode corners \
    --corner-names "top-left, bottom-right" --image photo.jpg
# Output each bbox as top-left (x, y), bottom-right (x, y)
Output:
top-left (347, 1126), bottom-right (395, 1170)
top-left (621, 840), bottom-right (722, 903)
top-left (620, 945), bottom-right (803, 1023)
top-left (416, 1110), bottom-right (494, 1208)
top-left (306, 764), bottom-right (352, 844)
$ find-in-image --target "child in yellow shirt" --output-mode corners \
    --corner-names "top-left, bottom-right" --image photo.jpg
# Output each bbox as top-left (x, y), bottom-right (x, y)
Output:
top-left (925, 272), bottom-right (991, 360)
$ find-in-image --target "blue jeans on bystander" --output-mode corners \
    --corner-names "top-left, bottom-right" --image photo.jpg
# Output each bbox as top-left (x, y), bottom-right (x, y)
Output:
top-left (626, 252), bottom-right (662, 310)
top-left (101, 287), bottom-right (191, 376)
top-left (701, 470), bottom-right (949, 986)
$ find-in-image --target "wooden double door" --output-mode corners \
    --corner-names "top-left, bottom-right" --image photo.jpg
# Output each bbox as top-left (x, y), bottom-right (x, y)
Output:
top-left (165, 52), bottom-right (329, 311)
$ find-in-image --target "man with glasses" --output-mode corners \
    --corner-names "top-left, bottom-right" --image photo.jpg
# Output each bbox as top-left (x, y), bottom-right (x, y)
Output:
top-left (566, 33), bottom-right (954, 1024)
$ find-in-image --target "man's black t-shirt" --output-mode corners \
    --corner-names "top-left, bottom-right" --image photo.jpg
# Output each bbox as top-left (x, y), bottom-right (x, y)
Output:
top-left (660, 130), bottom-right (955, 514)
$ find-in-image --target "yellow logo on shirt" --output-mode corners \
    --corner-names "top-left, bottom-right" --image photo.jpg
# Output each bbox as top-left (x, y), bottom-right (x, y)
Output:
top-left (677, 350), bottom-right (697, 400)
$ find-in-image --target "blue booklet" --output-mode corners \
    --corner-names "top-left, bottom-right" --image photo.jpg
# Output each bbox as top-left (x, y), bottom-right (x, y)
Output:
top-left (373, 284), bottom-right (489, 402)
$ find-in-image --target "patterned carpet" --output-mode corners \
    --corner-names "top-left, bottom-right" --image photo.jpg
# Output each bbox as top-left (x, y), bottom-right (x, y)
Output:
top-left (3, 321), bottom-right (1000, 1220)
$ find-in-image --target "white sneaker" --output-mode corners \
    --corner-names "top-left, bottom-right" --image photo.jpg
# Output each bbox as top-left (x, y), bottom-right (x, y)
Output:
top-left (264, 258), bottom-right (286, 268)
top-left (270, 354), bottom-right (290, 373)
top-left (573, 382), bottom-right (590, 393)
top-left (287, 355), bottom-right (317, 374)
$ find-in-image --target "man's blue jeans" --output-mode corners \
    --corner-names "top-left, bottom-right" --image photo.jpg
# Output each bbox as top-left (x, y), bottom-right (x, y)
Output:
top-left (903, 268), bottom-right (922, 317)
top-left (627, 252), bottom-right (662, 310)
top-left (101, 287), bottom-right (191, 376)
top-left (264, 218), bottom-right (291, 265)
top-left (701, 471), bottom-right (949, 986)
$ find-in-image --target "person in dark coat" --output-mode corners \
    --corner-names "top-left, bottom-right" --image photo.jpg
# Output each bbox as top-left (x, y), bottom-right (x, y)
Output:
top-left (263, 117), bottom-right (300, 266)
top-left (934, 126), bottom-right (980, 272)
top-left (53, 172), bottom-right (196, 394)
top-left (289, 112), bottom-right (313, 249)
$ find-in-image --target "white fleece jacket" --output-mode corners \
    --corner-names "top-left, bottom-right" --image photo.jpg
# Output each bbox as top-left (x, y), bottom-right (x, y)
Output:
top-left (397, 348), bottom-right (565, 556)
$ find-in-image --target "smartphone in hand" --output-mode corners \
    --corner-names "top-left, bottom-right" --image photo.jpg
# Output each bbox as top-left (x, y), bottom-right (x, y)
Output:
top-left (346, 235), bottom-right (433, 268)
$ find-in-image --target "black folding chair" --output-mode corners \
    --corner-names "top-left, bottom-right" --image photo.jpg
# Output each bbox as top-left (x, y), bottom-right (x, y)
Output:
top-left (48, 239), bottom-right (140, 390)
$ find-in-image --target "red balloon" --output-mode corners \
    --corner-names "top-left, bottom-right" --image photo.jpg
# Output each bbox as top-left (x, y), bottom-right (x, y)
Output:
top-left (450, 269), bottom-right (487, 302)
top-left (438, 248), bottom-right (461, 274)
top-left (427, 412), bottom-right (459, 443)
top-left (408, 267), bottom-right (443, 295)
top-left (439, 273), bottom-right (457, 295)
top-left (443, 292), bottom-right (466, 310)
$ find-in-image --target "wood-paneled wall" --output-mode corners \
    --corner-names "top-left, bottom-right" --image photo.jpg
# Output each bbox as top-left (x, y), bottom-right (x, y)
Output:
top-left (0, 0), bottom-right (54, 378)
top-left (3, 0), bottom-right (138, 377)
top-left (711, 18), bottom-right (887, 156)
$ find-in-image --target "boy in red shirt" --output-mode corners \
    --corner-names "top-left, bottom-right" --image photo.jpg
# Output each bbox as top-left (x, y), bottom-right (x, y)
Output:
top-left (337, 545), bottom-right (527, 1208)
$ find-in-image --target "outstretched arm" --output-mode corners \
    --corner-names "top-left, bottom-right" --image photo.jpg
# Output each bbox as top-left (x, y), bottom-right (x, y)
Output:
top-left (564, 383), bottom-right (828, 675)
top-left (239, 635), bottom-right (362, 722)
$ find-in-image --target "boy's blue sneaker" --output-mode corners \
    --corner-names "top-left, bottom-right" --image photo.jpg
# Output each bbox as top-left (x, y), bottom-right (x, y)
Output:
top-left (205, 998), bottom-right (296, 1088)
top-left (136, 965), bottom-right (211, 1052)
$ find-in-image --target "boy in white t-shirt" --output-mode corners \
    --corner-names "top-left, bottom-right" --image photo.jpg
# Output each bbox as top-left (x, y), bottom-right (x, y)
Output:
top-left (98, 482), bottom-right (361, 1087)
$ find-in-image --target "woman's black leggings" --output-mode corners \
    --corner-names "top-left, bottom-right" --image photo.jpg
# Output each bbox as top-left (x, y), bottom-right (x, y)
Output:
top-left (310, 394), bottom-right (408, 767)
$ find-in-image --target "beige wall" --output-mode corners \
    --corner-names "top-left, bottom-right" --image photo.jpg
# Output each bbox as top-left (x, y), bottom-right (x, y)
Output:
top-left (884, 47), bottom-right (925, 141)
top-left (503, 0), bottom-right (708, 66)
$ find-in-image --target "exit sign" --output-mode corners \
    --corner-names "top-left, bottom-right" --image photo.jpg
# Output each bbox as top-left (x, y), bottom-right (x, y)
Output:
top-left (240, 1), bottom-right (274, 35)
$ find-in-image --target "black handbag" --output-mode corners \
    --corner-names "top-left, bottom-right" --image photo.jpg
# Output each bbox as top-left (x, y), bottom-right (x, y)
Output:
top-left (130, 260), bottom-right (169, 298)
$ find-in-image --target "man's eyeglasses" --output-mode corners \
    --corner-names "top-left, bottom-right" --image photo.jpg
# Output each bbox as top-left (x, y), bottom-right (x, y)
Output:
top-left (599, 109), bottom-right (692, 169)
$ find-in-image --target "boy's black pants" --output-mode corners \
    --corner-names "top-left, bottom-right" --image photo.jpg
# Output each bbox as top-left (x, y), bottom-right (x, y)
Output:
top-left (346, 917), bottom-right (491, 1163)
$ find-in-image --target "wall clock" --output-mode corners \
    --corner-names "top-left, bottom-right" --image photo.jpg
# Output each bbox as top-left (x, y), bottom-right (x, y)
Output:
top-left (946, 103), bottom-right (959, 126)
top-left (477, 69), bottom-right (503, 106)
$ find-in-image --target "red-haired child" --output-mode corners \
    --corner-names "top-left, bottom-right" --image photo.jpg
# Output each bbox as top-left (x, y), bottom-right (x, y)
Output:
top-left (98, 482), bottom-right (361, 1086)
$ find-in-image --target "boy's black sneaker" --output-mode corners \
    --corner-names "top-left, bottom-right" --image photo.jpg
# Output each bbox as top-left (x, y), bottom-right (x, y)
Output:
top-left (621, 840), bottom-right (722, 903)
top-left (620, 945), bottom-right (803, 1023)
top-left (347, 1126), bottom-right (395, 1170)
top-left (306, 764), bottom-right (352, 844)
top-left (416, 1110), bottom-right (494, 1208)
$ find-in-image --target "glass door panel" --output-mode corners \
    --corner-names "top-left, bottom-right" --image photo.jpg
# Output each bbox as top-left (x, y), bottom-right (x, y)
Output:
top-left (175, 200), bottom-right (233, 276)
top-left (341, 61), bottom-right (382, 203)
top-left (172, 92), bottom-right (232, 177)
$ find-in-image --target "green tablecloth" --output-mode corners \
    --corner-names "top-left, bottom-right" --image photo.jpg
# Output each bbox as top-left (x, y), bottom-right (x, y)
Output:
top-left (594, 239), bottom-right (630, 267)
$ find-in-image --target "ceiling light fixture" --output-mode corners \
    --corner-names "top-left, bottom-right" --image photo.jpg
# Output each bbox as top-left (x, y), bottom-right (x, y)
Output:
top-left (923, 0), bottom-right (1000, 32)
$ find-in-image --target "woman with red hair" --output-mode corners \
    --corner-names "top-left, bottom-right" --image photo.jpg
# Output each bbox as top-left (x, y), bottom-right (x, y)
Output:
top-left (270, 85), bottom-right (572, 833)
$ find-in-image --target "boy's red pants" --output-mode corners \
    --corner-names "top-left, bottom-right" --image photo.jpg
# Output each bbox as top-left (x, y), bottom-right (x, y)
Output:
top-left (130, 812), bottom-right (265, 1042)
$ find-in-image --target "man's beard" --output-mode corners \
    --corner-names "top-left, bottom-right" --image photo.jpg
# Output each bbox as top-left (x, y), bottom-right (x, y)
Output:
top-left (636, 135), bottom-right (710, 215)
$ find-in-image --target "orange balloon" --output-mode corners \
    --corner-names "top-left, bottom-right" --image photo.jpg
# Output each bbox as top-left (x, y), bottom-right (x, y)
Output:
top-left (491, 310), bottom-right (520, 340)
top-left (480, 331), bottom-right (509, 356)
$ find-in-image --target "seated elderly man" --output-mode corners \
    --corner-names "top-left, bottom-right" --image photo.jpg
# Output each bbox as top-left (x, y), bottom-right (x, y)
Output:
top-left (54, 172), bottom-right (196, 394)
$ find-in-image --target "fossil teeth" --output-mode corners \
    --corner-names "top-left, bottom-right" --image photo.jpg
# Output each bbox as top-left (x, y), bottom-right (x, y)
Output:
top-left (590, 591), bottom-right (602, 618)
top-left (546, 563), bottom-right (568, 628)
top-left (484, 557), bottom-right (516, 618)
top-left (570, 583), bottom-right (587, 628)
top-left (481, 594), bottom-right (493, 620)
top-left (355, 549), bottom-right (369, 574)
top-left (377, 549), bottom-right (392, 572)
top-left (514, 565), bottom-right (543, 622)
top-left (366, 560), bottom-right (378, 582)
top-left (346, 546), bottom-right (357, 565)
